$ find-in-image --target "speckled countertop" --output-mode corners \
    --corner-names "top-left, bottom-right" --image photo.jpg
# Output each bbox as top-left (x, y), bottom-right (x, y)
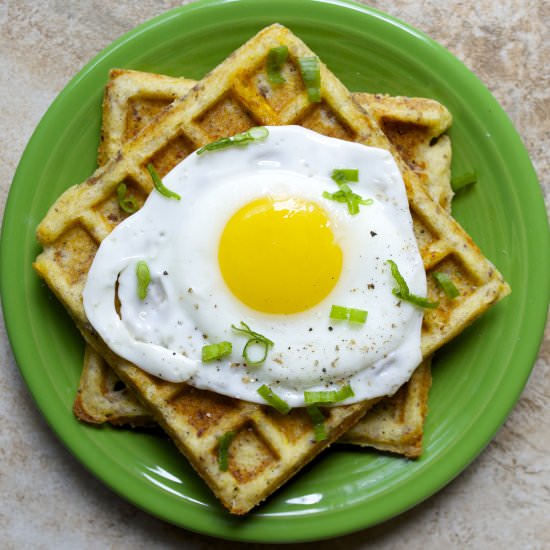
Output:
top-left (1, 1), bottom-right (548, 548)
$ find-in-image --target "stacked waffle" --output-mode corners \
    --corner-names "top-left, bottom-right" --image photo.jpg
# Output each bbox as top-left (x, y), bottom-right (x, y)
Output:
top-left (34, 24), bottom-right (509, 514)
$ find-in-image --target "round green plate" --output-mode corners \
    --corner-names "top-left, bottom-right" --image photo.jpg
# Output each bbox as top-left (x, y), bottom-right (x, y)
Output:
top-left (1, 0), bottom-right (548, 543)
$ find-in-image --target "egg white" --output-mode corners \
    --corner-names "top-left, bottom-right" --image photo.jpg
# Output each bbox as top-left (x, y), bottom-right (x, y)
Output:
top-left (83, 126), bottom-right (426, 407)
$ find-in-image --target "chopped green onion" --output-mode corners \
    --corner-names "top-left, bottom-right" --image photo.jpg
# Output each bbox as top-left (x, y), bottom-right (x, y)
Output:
top-left (323, 190), bottom-right (373, 213)
top-left (202, 341), bottom-right (232, 362)
top-left (304, 384), bottom-right (355, 404)
top-left (257, 384), bottom-right (291, 414)
top-left (298, 56), bottom-right (321, 103)
top-left (146, 163), bottom-right (181, 200)
top-left (232, 321), bottom-right (274, 365)
top-left (306, 405), bottom-right (327, 441)
top-left (196, 126), bottom-right (269, 155)
top-left (217, 431), bottom-right (236, 471)
top-left (329, 305), bottom-right (368, 324)
top-left (322, 189), bottom-right (373, 216)
top-left (331, 169), bottom-right (359, 185)
top-left (322, 190), bottom-right (347, 202)
top-left (349, 308), bottom-right (368, 324)
top-left (242, 339), bottom-right (269, 365)
top-left (401, 293), bottom-right (440, 309)
top-left (387, 259), bottom-right (409, 297)
top-left (387, 259), bottom-right (439, 309)
top-left (135, 260), bottom-right (150, 300)
top-left (323, 168), bottom-right (372, 215)
top-left (266, 46), bottom-right (288, 84)
top-left (232, 322), bottom-right (274, 345)
top-left (433, 271), bottom-right (460, 299)
top-left (329, 305), bottom-right (349, 321)
top-left (451, 172), bottom-right (477, 191)
top-left (116, 183), bottom-right (139, 214)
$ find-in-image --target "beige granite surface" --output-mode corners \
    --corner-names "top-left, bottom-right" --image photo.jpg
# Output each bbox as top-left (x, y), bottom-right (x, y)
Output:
top-left (1, 0), bottom-right (548, 547)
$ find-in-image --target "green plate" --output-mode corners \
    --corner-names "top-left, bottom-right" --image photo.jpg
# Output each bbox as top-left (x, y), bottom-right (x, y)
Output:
top-left (1, 0), bottom-right (548, 542)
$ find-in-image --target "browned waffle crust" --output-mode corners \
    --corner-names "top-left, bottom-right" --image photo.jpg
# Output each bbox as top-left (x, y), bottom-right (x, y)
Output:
top-left (339, 359), bottom-right (432, 455)
top-left (73, 345), bottom-right (154, 427)
top-left (34, 24), bottom-right (510, 513)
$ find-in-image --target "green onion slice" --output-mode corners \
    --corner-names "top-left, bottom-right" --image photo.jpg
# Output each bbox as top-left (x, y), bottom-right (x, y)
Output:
top-left (387, 259), bottom-right (409, 297)
top-left (146, 163), bottom-right (181, 200)
top-left (400, 293), bottom-right (440, 309)
top-left (135, 260), bottom-right (150, 300)
top-left (349, 308), bottom-right (368, 323)
top-left (196, 126), bottom-right (269, 155)
top-left (298, 56), bottom-right (321, 103)
top-left (116, 183), bottom-right (139, 214)
top-left (306, 405), bottom-right (328, 441)
top-left (322, 190), bottom-right (373, 215)
top-left (232, 321), bottom-right (274, 345)
top-left (329, 305), bottom-right (368, 324)
top-left (232, 321), bottom-right (274, 366)
top-left (257, 384), bottom-right (291, 414)
top-left (217, 431), bottom-right (236, 471)
top-left (387, 259), bottom-right (439, 309)
top-left (304, 384), bottom-right (355, 404)
top-left (329, 305), bottom-right (349, 321)
top-left (323, 168), bottom-right (372, 215)
top-left (242, 339), bottom-right (270, 366)
top-left (433, 271), bottom-right (460, 299)
top-left (451, 172), bottom-right (477, 191)
top-left (331, 169), bottom-right (359, 185)
top-left (202, 341), bottom-right (232, 362)
top-left (266, 46), bottom-right (288, 84)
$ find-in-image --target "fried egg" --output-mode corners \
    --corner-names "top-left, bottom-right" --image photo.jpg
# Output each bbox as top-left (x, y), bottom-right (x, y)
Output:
top-left (83, 125), bottom-right (426, 407)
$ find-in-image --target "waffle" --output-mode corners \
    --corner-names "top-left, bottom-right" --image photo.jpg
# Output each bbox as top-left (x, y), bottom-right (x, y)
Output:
top-left (75, 69), bottom-right (452, 458)
top-left (34, 24), bottom-right (510, 513)
top-left (75, 344), bottom-right (431, 457)
top-left (98, 69), bottom-right (453, 211)
top-left (340, 358), bottom-right (432, 456)
top-left (73, 345), bottom-right (153, 427)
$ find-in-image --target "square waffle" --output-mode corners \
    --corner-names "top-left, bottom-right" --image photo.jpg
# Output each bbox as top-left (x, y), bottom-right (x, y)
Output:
top-left (75, 68), bottom-right (453, 457)
top-left (34, 24), bottom-right (509, 513)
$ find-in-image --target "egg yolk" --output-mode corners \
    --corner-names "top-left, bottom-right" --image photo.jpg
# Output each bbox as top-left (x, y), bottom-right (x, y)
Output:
top-left (218, 196), bottom-right (343, 314)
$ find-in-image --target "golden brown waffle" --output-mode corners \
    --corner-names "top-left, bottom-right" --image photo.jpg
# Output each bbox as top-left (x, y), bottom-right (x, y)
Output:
top-left (76, 69), bottom-right (453, 458)
top-left (97, 70), bottom-right (198, 167)
top-left (73, 345), bottom-right (153, 427)
top-left (98, 70), bottom-right (453, 210)
top-left (75, 344), bottom-right (431, 457)
top-left (340, 359), bottom-right (432, 457)
top-left (34, 24), bottom-right (510, 513)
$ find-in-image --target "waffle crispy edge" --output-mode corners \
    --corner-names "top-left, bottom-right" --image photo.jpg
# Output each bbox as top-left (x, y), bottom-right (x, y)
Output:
top-left (34, 24), bottom-right (510, 512)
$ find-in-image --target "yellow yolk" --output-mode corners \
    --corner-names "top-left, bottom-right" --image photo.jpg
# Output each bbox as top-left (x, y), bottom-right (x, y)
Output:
top-left (218, 196), bottom-right (343, 314)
